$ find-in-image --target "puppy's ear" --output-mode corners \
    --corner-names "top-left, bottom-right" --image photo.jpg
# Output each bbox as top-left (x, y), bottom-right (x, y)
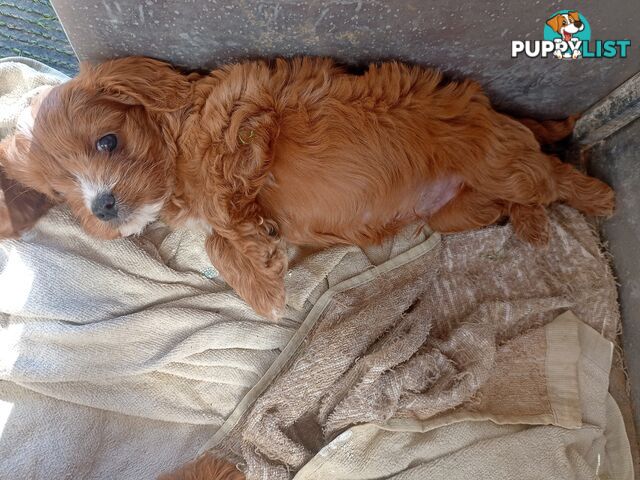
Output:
top-left (80, 57), bottom-right (192, 112)
top-left (0, 154), bottom-right (53, 239)
top-left (568, 11), bottom-right (580, 22)
top-left (546, 15), bottom-right (562, 32)
top-left (0, 84), bottom-right (58, 238)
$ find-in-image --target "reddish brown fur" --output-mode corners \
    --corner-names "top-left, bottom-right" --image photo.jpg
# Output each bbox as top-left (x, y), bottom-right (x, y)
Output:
top-left (158, 455), bottom-right (244, 480)
top-left (516, 114), bottom-right (578, 144)
top-left (0, 57), bottom-right (614, 318)
top-left (0, 166), bottom-right (53, 238)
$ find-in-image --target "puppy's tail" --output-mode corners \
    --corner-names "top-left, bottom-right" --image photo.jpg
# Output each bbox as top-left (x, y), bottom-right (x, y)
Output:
top-left (516, 114), bottom-right (579, 144)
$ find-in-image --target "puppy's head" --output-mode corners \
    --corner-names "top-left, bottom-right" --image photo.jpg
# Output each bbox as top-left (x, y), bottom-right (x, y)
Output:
top-left (3, 57), bottom-right (192, 239)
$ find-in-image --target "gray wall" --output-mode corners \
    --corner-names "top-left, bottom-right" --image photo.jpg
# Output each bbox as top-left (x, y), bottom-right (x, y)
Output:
top-left (51, 0), bottom-right (639, 118)
top-left (588, 120), bottom-right (640, 432)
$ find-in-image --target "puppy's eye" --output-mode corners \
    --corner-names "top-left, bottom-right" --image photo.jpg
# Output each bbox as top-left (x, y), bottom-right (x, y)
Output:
top-left (96, 134), bottom-right (118, 152)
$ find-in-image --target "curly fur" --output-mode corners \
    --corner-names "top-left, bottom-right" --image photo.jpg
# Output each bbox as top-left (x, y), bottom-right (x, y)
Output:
top-left (0, 56), bottom-right (614, 318)
top-left (158, 455), bottom-right (244, 480)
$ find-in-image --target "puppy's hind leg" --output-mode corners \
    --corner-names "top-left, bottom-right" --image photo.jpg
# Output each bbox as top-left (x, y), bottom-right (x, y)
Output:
top-left (509, 203), bottom-right (550, 246)
top-left (427, 186), bottom-right (506, 234)
top-left (458, 148), bottom-right (562, 245)
top-left (550, 156), bottom-right (615, 217)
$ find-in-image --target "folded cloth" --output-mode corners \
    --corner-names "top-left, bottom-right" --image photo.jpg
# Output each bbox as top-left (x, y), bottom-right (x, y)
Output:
top-left (205, 207), bottom-right (627, 480)
top-left (0, 56), bottom-right (68, 138)
top-left (0, 206), bottom-right (427, 479)
top-left (293, 313), bottom-right (632, 480)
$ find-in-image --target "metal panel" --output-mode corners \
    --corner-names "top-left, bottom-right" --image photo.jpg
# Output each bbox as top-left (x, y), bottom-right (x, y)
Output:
top-left (574, 72), bottom-right (640, 147)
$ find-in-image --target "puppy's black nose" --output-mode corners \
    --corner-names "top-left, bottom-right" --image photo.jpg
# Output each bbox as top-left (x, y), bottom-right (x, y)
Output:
top-left (91, 192), bottom-right (118, 221)
top-left (574, 20), bottom-right (583, 28)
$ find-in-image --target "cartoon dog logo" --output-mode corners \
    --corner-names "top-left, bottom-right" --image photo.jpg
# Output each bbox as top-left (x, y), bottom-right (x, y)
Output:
top-left (513, 11), bottom-right (629, 60)
top-left (546, 11), bottom-right (585, 59)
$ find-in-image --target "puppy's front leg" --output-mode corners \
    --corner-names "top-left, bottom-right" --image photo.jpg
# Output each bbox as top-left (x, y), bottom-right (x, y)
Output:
top-left (205, 220), bottom-right (287, 320)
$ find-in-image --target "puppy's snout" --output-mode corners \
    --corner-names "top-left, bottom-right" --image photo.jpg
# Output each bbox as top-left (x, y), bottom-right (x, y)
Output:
top-left (574, 20), bottom-right (583, 28)
top-left (91, 192), bottom-right (118, 221)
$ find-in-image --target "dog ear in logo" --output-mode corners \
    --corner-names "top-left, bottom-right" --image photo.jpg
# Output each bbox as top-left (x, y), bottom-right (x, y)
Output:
top-left (546, 14), bottom-right (563, 34)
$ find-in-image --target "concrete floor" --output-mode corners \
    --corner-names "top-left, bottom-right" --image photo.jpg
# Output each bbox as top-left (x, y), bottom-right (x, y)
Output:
top-left (0, 0), bottom-right (77, 75)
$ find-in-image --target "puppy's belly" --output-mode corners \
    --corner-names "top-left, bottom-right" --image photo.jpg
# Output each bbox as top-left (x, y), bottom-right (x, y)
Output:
top-left (264, 175), bottom-right (462, 247)
top-left (412, 175), bottom-right (463, 216)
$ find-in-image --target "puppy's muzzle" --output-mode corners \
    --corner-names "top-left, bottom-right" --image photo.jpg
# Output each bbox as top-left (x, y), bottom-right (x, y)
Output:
top-left (91, 192), bottom-right (118, 221)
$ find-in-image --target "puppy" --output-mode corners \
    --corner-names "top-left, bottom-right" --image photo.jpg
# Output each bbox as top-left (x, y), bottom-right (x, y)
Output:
top-left (158, 454), bottom-right (244, 480)
top-left (546, 11), bottom-right (585, 59)
top-left (0, 57), bottom-right (614, 318)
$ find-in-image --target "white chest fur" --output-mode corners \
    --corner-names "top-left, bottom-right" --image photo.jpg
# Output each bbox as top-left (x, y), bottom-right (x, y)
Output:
top-left (182, 217), bottom-right (213, 234)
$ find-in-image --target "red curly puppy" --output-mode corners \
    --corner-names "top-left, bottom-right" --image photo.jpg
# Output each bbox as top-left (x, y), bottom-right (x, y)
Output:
top-left (0, 57), bottom-right (614, 318)
top-left (158, 455), bottom-right (244, 480)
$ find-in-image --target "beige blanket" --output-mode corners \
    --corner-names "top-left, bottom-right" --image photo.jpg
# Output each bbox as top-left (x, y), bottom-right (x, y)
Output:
top-left (0, 58), bottom-right (633, 480)
top-left (203, 206), bottom-right (631, 479)
top-left (293, 314), bottom-right (631, 480)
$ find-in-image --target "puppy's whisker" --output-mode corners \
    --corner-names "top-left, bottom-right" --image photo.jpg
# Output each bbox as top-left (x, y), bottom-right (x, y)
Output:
top-left (2, 183), bottom-right (24, 195)
top-left (117, 162), bottom-right (136, 183)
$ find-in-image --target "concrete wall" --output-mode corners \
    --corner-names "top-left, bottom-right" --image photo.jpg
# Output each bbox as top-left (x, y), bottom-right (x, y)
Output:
top-left (588, 120), bottom-right (640, 430)
top-left (51, 0), bottom-right (638, 118)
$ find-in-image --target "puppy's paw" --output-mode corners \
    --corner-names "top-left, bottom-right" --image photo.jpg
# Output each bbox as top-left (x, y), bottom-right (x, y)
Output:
top-left (572, 49), bottom-right (582, 59)
top-left (249, 277), bottom-right (286, 320)
top-left (579, 183), bottom-right (615, 218)
top-left (554, 50), bottom-right (563, 59)
top-left (205, 233), bottom-right (287, 320)
top-left (517, 221), bottom-right (550, 247)
top-left (592, 193), bottom-right (615, 218)
top-left (564, 175), bottom-right (615, 218)
top-left (241, 239), bottom-right (287, 320)
top-left (509, 204), bottom-right (550, 247)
